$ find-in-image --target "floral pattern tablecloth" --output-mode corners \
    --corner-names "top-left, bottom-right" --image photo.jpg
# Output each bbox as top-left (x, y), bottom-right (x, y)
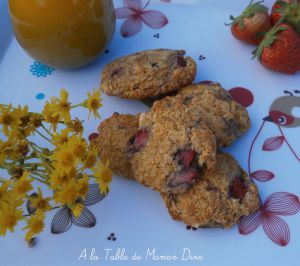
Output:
top-left (0, 0), bottom-right (300, 265)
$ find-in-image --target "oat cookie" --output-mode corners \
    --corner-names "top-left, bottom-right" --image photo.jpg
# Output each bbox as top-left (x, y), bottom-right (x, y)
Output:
top-left (161, 153), bottom-right (260, 228)
top-left (176, 82), bottom-right (251, 147)
top-left (131, 104), bottom-right (217, 194)
top-left (93, 113), bottom-right (139, 179)
top-left (146, 82), bottom-right (250, 148)
top-left (100, 49), bottom-right (196, 99)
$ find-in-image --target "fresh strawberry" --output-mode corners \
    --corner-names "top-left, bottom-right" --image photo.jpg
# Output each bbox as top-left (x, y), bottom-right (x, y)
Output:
top-left (271, 0), bottom-right (300, 34)
top-left (271, 0), bottom-right (292, 24)
top-left (253, 23), bottom-right (300, 74)
top-left (227, 0), bottom-right (272, 45)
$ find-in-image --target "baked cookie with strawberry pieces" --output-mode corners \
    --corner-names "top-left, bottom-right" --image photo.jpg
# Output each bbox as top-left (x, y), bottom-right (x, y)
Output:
top-left (93, 113), bottom-right (139, 179)
top-left (100, 49), bottom-right (197, 99)
top-left (177, 83), bottom-right (251, 147)
top-left (161, 153), bottom-right (260, 228)
top-left (253, 23), bottom-right (300, 74)
top-left (154, 82), bottom-right (251, 148)
top-left (132, 101), bottom-right (217, 194)
top-left (227, 0), bottom-right (272, 45)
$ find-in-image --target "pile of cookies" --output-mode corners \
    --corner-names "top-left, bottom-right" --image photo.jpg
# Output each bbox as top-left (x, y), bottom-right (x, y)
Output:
top-left (95, 49), bottom-right (260, 229)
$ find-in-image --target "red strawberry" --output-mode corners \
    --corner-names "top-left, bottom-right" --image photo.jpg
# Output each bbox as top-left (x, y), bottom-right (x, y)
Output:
top-left (170, 169), bottom-right (199, 187)
top-left (227, 0), bottom-right (272, 45)
top-left (271, 0), bottom-right (292, 24)
top-left (177, 150), bottom-right (196, 168)
top-left (230, 176), bottom-right (248, 200)
top-left (253, 23), bottom-right (300, 74)
top-left (271, 0), bottom-right (300, 34)
top-left (133, 129), bottom-right (149, 150)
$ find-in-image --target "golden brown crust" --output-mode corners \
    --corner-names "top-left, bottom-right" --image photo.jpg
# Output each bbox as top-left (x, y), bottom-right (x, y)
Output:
top-left (132, 103), bottom-right (217, 194)
top-left (93, 113), bottom-right (139, 179)
top-left (176, 83), bottom-right (251, 147)
top-left (100, 49), bottom-right (197, 99)
top-left (161, 153), bottom-right (260, 228)
top-left (146, 82), bottom-right (250, 148)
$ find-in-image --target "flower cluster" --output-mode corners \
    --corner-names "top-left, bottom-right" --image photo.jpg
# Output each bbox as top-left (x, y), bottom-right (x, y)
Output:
top-left (0, 88), bottom-right (111, 245)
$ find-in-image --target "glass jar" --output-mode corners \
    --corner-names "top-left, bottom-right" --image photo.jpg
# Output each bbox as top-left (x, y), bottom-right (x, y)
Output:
top-left (9, 0), bottom-right (116, 69)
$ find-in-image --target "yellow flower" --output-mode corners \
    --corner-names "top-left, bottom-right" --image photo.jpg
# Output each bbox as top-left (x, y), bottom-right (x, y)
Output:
top-left (52, 128), bottom-right (70, 147)
top-left (0, 180), bottom-right (24, 209)
top-left (0, 137), bottom-right (20, 162)
top-left (53, 179), bottom-right (79, 206)
top-left (92, 160), bottom-right (112, 194)
top-left (77, 174), bottom-right (89, 199)
top-left (83, 147), bottom-right (98, 169)
top-left (66, 118), bottom-right (84, 136)
top-left (84, 88), bottom-right (102, 119)
top-left (17, 107), bottom-right (43, 137)
top-left (29, 188), bottom-right (52, 212)
top-left (70, 203), bottom-right (84, 218)
top-left (67, 135), bottom-right (87, 159)
top-left (0, 139), bottom-right (8, 165)
top-left (16, 139), bottom-right (29, 158)
top-left (13, 171), bottom-right (33, 196)
top-left (22, 112), bottom-right (44, 136)
top-left (0, 104), bottom-right (23, 137)
top-left (23, 210), bottom-right (45, 241)
top-left (0, 203), bottom-right (23, 236)
top-left (53, 89), bottom-right (71, 123)
top-left (49, 167), bottom-right (77, 189)
top-left (42, 99), bottom-right (60, 132)
top-left (50, 143), bottom-right (77, 172)
top-left (0, 180), bottom-right (12, 207)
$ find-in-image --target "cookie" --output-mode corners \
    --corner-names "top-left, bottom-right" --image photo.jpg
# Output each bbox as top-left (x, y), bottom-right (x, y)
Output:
top-left (100, 49), bottom-right (197, 99)
top-left (149, 82), bottom-right (250, 148)
top-left (93, 113), bottom-right (139, 179)
top-left (131, 104), bottom-right (217, 194)
top-left (176, 82), bottom-right (251, 147)
top-left (161, 153), bottom-right (260, 228)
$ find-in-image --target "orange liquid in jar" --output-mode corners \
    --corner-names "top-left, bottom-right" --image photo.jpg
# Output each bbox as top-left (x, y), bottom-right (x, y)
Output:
top-left (9, 0), bottom-right (116, 69)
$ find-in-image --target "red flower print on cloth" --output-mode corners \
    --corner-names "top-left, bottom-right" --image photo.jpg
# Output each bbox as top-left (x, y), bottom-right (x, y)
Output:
top-left (262, 136), bottom-right (285, 151)
top-left (239, 192), bottom-right (300, 246)
top-left (250, 170), bottom-right (275, 182)
top-left (228, 87), bottom-right (254, 108)
top-left (115, 0), bottom-right (169, 37)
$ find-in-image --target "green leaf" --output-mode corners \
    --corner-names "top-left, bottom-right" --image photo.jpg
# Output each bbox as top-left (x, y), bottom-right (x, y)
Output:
top-left (275, 7), bottom-right (286, 12)
top-left (255, 31), bottom-right (267, 38)
top-left (239, 20), bottom-right (245, 29)
top-left (276, 1), bottom-right (289, 8)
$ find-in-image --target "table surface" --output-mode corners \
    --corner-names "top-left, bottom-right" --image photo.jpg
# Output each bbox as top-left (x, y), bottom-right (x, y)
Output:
top-left (1, 1), bottom-right (300, 266)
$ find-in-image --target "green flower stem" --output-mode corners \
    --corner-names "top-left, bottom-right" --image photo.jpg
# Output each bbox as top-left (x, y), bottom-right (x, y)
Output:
top-left (31, 171), bottom-right (48, 180)
top-left (36, 130), bottom-right (52, 143)
top-left (0, 177), bottom-right (7, 183)
top-left (30, 174), bottom-right (48, 185)
top-left (26, 142), bottom-right (53, 170)
top-left (29, 169), bottom-right (47, 179)
top-left (22, 162), bottom-right (43, 167)
top-left (71, 103), bottom-right (84, 109)
top-left (23, 205), bottom-right (60, 217)
top-left (0, 162), bottom-right (13, 169)
top-left (25, 139), bottom-right (43, 154)
top-left (23, 167), bottom-right (47, 174)
top-left (41, 124), bottom-right (54, 137)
